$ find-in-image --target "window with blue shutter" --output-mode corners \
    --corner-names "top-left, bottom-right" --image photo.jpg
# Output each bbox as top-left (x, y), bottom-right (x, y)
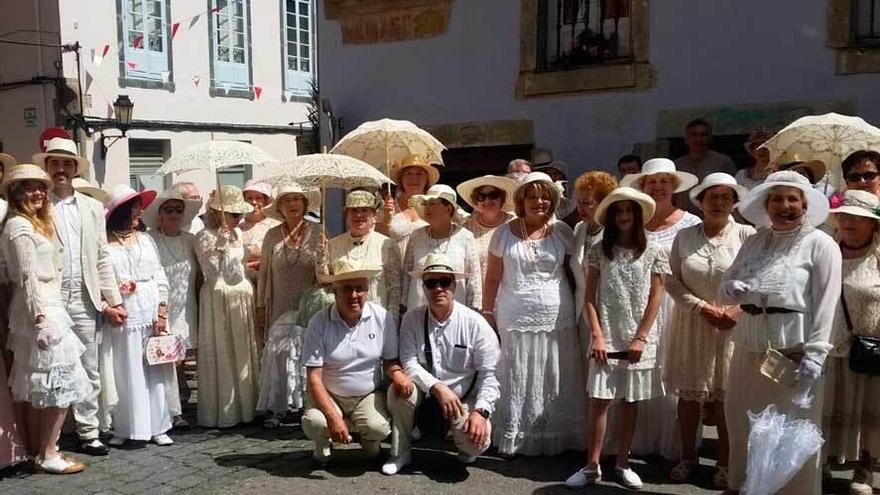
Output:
top-left (119, 0), bottom-right (172, 84)
top-left (282, 0), bottom-right (314, 97)
top-left (210, 0), bottom-right (252, 93)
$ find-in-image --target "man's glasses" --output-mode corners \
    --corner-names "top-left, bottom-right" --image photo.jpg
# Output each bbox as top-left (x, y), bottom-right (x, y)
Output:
top-left (846, 171), bottom-right (879, 183)
top-left (423, 277), bottom-right (454, 290)
top-left (161, 206), bottom-right (185, 214)
top-left (339, 284), bottom-right (367, 294)
top-left (476, 190), bottom-right (503, 202)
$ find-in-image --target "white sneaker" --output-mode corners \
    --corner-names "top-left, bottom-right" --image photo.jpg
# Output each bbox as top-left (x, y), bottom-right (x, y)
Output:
top-left (152, 434), bottom-right (174, 446)
top-left (381, 453), bottom-right (411, 475)
top-left (616, 466), bottom-right (643, 490)
top-left (564, 465), bottom-right (602, 487)
top-left (108, 436), bottom-right (126, 447)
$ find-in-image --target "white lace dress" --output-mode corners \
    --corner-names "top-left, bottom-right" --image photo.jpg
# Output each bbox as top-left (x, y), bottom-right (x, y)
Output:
top-left (586, 242), bottom-right (668, 401)
top-left (106, 233), bottom-right (174, 440)
top-left (388, 211), bottom-right (427, 263)
top-left (2, 217), bottom-right (89, 409)
top-left (464, 212), bottom-right (514, 278)
top-left (401, 224), bottom-right (482, 311)
top-left (149, 230), bottom-right (199, 350)
top-left (489, 221), bottom-right (587, 455)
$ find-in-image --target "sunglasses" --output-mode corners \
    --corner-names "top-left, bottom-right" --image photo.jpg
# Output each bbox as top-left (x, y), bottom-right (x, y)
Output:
top-left (423, 277), bottom-right (454, 290)
top-left (339, 284), bottom-right (367, 294)
top-left (476, 190), bottom-right (503, 202)
top-left (846, 171), bottom-right (879, 183)
top-left (160, 206), bottom-right (185, 214)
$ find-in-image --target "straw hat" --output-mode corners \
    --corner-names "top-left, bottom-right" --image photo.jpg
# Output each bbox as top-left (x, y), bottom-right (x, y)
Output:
top-left (344, 190), bottom-right (382, 210)
top-left (72, 177), bottom-right (109, 204)
top-left (828, 189), bottom-right (880, 224)
top-left (774, 151), bottom-right (827, 185)
top-left (105, 184), bottom-right (158, 219)
top-left (32, 137), bottom-right (90, 175)
top-left (0, 152), bottom-right (17, 171)
top-left (391, 156), bottom-right (440, 188)
top-left (688, 173), bottom-right (749, 208)
top-left (324, 258), bottom-right (382, 284)
top-left (531, 148), bottom-right (553, 167)
top-left (407, 253), bottom-right (465, 279)
top-left (594, 186), bottom-right (656, 227)
top-left (208, 185), bottom-right (254, 215)
top-left (243, 179), bottom-right (274, 202)
top-left (738, 170), bottom-right (830, 228)
top-left (410, 184), bottom-right (465, 222)
top-left (140, 189), bottom-right (204, 230)
top-left (265, 181), bottom-right (320, 220)
top-left (0, 164), bottom-right (54, 195)
top-left (514, 171), bottom-right (564, 211)
top-left (620, 158), bottom-right (698, 193)
top-left (456, 175), bottom-right (517, 212)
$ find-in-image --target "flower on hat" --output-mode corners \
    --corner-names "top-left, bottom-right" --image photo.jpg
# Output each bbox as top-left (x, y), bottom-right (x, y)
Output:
top-left (829, 193), bottom-right (844, 209)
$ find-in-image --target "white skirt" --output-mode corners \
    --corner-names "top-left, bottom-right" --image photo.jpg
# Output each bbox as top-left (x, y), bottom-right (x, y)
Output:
top-left (256, 312), bottom-right (305, 414)
top-left (587, 360), bottom-right (664, 402)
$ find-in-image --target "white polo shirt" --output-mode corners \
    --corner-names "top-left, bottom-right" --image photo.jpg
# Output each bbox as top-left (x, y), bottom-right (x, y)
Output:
top-left (303, 301), bottom-right (398, 398)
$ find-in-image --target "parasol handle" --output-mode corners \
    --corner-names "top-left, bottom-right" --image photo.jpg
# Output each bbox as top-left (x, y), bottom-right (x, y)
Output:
top-left (320, 182), bottom-right (326, 240)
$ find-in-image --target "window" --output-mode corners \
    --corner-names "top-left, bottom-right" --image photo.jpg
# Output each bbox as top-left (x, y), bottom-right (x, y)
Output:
top-left (217, 165), bottom-right (252, 188)
top-left (209, 0), bottom-right (253, 96)
top-left (537, 0), bottom-right (632, 71)
top-left (282, 0), bottom-right (315, 97)
top-left (854, 0), bottom-right (880, 44)
top-left (827, 0), bottom-right (880, 74)
top-left (129, 139), bottom-right (171, 191)
top-left (117, 0), bottom-right (173, 88)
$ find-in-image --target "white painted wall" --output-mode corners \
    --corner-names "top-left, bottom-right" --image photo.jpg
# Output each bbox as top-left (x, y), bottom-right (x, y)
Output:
top-left (317, 0), bottom-right (880, 176)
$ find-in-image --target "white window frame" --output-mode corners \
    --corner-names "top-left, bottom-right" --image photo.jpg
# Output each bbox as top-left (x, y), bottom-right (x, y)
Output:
top-left (281, 0), bottom-right (315, 97)
top-left (118, 0), bottom-right (172, 84)
top-left (210, 0), bottom-right (253, 95)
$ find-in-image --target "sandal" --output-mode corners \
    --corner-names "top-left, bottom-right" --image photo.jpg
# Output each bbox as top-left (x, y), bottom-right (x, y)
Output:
top-left (670, 459), bottom-right (698, 481)
top-left (714, 466), bottom-right (729, 489)
top-left (263, 415), bottom-right (282, 429)
top-left (35, 455), bottom-right (85, 474)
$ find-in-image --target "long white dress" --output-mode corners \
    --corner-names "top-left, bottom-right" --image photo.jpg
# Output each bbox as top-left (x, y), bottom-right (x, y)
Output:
top-left (489, 221), bottom-right (587, 455)
top-left (106, 233), bottom-right (174, 440)
top-left (194, 228), bottom-right (260, 428)
top-left (2, 217), bottom-right (89, 409)
top-left (401, 224), bottom-right (482, 311)
top-left (149, 230), bottom-right (199, 350)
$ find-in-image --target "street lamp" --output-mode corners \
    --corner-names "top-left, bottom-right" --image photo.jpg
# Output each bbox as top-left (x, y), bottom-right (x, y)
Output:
top-left (100, 94), bottom-right (134, 158)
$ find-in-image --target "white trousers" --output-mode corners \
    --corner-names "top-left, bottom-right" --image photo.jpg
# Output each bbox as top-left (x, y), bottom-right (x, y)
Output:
top-left (62, 282), bottom-right (101, 441)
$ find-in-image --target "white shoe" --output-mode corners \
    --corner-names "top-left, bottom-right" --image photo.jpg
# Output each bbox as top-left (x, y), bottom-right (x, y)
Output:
top-left (152, 434), bottom-right (174, 446)
top-left (616, 466), bottom-right (643, 490)
top-left (108, 436), bottom-right (126, 447)
top-left (564, 465), bottom-right (602, 487)
top-left (381, 453), bottom-right (411, 475)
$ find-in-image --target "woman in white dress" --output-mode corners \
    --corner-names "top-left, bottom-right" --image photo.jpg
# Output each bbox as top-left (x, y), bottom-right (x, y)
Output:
top-left (195, 186), bottom-right (261, 428)
top-left (241, 179), bottom-right (279, 282)
top-left (102, 185), bottom-right (175, 447)
top-left (142, 188), bottom-right (202, 426)
top-left (376, 157), bottom-right (439, 257)
top-left (822, 190), bottom-right (880, 495)
top-left (483, 172), bottom-right (585, 456)
top-left (664, 174), bottom-right (754, 488)
top-left (620, 158), bottom-right (700, 459)
top-left (565, 187), bottom-right (666, 490)
top-left (1, 164), bottom-right (88, 474)
top-left (721, 171), bottom-right (841, 495)
top-left (457, 175), bottom-right (517, 279)
top-left (401, 184), bottom-right (481, 311)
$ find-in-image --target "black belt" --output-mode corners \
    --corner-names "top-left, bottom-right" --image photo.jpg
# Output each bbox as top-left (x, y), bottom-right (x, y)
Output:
top-left (741, 304), bottom-right (799, 316)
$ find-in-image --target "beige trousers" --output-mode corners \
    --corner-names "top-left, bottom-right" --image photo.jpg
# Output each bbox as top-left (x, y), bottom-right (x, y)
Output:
top-left (301, 390), bottom-right (391, 458)
top-left (725, 347), bottom-right (824, 493)
top-left (387, 385), bottom-right (491, 458)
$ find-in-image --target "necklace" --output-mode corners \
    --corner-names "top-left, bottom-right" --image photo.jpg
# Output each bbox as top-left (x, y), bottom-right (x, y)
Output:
top-left (112, 229), bottom-right (135, 241)
top-left (475, 213), bottom-right (506, 229)
top-left (283, 220), bottom-right (305, 247)
top-left (159, 229), bottom-right (187, 264)
top-left (518, 218), bottom-right (549, 261)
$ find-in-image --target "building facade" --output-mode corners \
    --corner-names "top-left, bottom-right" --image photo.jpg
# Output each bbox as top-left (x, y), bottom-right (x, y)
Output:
top-left (316, 0), bottom-right (880, 183)
top-left (0, 0), bottom-right (317, 192)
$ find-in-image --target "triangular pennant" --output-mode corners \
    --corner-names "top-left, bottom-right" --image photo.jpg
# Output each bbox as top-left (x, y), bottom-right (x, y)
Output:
top-left (132, 35), bottom-right (143, 49)
top-left (188, 15), bottom-right (201, 29)
top-left (85, 71), bottom-right (94, 92)
top-left (254, 86), bottom-right (262, 100)
top-left (102, 44), bottom-right (110, 58)
top-left (172, 22), bottom-right (181, 39)
top-left (127, 61), bottom-right (137, 70)
top-left (222, 83), bottom-right (230, 95)
top-left (192, 75), bottom-right (201, 87)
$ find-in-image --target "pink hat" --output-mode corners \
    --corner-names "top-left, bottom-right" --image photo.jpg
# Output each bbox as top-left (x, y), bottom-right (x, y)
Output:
top-left (243, 179), bottom-right (274, 202)
top-left (105, 184), bottom-right (157, 219)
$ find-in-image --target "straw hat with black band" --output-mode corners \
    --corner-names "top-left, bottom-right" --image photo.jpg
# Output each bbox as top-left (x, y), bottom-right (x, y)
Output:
top-left (32, 137), bottom-right (90, 176)
top-left (325, 258), bottom-right (382, 284)
top-left (774, 151), bottom-right (827, 186)
top-left (407, 252), bottom-right (465, 279)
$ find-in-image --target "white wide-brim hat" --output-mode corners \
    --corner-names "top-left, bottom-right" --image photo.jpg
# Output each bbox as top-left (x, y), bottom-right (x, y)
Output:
top-left (265, 181), bottom-right (321, 220)
top-left (514, 171), bottom-right (564, 212)
top-left (140, 189), bottom-right (204, 230)
top-left (0, 164), bottom-right (54, 195)
top-left (105, 184), bottom-right (158, 219)
top-left (407, 253), bottom-right (466, 279)
top-left (594, 186), bottom-right (656, 227)
top-left (324, 258), bottom-right (383, 284)
top-left (688, 172), bottom-right (749, 208)
top-left (410, 184), bottom-right (465, 222)
top-left (209, 185), bottom-right (254, 215)
top-left (456, 175), bottom-right (517, 212)
top-left (738, 170), bottom-right (830, 228)
top-left (828, 189), bottom-right (880, 224)
top-left (32, 137), bottom-right (90, 176)
top-left (620, 158), bottom-right (698, 193)
top-left (243, 179), bottom-right (275, 202)
top-left (71, 177), bottom-right (110, 205)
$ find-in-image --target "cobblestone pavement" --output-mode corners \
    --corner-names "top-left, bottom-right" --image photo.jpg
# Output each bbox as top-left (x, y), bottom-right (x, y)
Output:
top-left (0, 414), bottom-right (859, 495)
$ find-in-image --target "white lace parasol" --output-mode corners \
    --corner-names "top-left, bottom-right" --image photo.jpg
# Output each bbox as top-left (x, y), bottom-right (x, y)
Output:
top-left (155, 140), bottom-right (278, 175)
top-left (330, 118), bottom-right (446, 172)
top-left (267, 153), bottom-right (394, 190)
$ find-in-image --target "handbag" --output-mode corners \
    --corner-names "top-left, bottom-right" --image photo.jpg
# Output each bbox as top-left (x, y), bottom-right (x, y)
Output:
top-left (144, 334), bottom-right (184, 366)
top-left (841, 291), bottom-right (880, 376)
top-left (759, 348), bottom-right (799, 387)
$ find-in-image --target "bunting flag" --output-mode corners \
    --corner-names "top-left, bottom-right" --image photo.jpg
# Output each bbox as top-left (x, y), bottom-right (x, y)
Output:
top-left (221, 83), bottom-right (231, 95)
top-left (127, 61), bottom-right (137, 70)
top-left (210, 6), bottom-right (222, 14)
top-left (85, 71), bottom-right (94, 92)
top-left (254, 86), bottom-right (262, 100)
top-left (172, 22), bottom-right (181, 39)
top-left (192, 75), bottom-right (201, 87)
top-left (132, 35), bottom-right (143, 49)
top-left (188, 15), bottom-right (201, 29)
top-left (102, 44), bottom-right (110, 58)
top-left (93, 44), bottom-right (110, 66)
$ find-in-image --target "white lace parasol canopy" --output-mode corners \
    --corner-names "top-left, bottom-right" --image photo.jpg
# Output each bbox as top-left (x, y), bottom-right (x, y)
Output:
top-left (267, 153), bottom-right (394, 190)
top-left (330, 118), bottom-right (446, 172)
top-left (155, 140), bottom-right (278, 175)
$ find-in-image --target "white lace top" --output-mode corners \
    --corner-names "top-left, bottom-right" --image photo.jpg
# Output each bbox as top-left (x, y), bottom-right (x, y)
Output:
top-left (829, 246), bottom-right (880, 357)
top-left (149, 230), bottom-right (199, 348)
top-left (107, 233), bottom-right (169, 328)
top-left (402, 224), bottom-right (482, 310)
top-left (490, 221), bottom-right (575, 333)
top-left (647, 211), bottom-right (702, 250)
top-left (587, 241), bottom-right (669, 368)
top-left (328, 230), bottom-right (402, 319)
top-left (464, 212), bottom-right (515, 277)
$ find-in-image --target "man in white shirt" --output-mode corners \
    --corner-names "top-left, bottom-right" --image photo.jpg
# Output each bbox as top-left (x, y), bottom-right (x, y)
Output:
top-left (674, 119), bottom-right (737, 214)
top-left (382, 254), bottom-right (501, 475)
top-left (33, 138), bottom-right (126, 456)
top-left (171, 182), bottom-right (205, 233)
top-left (301, 260), bottom-right (413, 466)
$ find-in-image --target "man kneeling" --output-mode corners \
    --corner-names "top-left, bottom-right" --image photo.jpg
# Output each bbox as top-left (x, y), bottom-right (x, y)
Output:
top-left (302, 260), bottom-right (412, 465)
top-left (382, 254), bottom-right (501, 475)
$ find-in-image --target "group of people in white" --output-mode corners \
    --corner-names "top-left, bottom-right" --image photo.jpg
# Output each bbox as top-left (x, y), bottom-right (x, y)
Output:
top-left (0, 131), bottom-right (879, 495)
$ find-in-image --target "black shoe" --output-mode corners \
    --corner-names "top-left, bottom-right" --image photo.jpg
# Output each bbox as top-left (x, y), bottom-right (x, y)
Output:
top-left (81, 438), bottom-right (110, 456)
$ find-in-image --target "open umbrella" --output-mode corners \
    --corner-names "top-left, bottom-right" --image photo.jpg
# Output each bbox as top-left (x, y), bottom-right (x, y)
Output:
top-left (760, 113), bottom-right (880, 188)
top-left (265, 153), bottom-right (394, 236)
top-left (330, 118), bottom-right (446, 184)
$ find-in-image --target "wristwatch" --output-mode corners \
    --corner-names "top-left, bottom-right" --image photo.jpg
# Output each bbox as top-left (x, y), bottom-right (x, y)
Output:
top-left (473, 408), bottom-right (490, 419)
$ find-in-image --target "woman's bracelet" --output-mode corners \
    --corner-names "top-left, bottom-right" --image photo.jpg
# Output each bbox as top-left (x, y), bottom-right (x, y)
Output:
top-left (633, 335), bottom-right (647, 343)
top-left (481, 309), bottom-right (495, 315)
